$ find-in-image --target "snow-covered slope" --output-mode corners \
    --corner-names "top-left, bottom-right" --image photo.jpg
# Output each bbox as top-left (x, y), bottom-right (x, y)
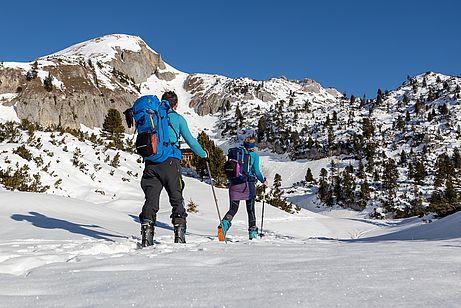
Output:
top-left (1, 179), bottom-right (460, 307)
top-left (1, 67), bottom-right (461, 306)
top-left (360, 211), bottom-right (461, 241)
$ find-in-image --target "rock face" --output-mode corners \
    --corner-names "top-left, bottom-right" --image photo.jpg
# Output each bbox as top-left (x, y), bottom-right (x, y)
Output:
top-left (183, 74), bottom-right (341, 116)
top-left (183, 74), bottom-right (279, 116)
top-left (110, 44), bottom-right (174, 83)
top-left (0, 34), bottom-right (177, 130)
top-left (0, 34), bottom-right (342, 129)
top-left (1, 63), bottom-right (136, 129)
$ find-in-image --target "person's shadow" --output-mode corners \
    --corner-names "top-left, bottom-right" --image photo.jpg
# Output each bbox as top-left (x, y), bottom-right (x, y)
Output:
top-left (129, 214), bottom-right (174, 231)
top-left (11, 212), bottom-right (125, 241)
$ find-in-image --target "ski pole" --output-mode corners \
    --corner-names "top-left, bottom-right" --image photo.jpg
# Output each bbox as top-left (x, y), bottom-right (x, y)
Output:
top-left (205, 160), bottom-right (227, 244)
top-left (259, 184), bottom-right (266, 238)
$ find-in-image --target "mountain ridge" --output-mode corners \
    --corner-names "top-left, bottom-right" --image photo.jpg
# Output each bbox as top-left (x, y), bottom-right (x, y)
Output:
top-left (2, 34), bottom-right (461, 219)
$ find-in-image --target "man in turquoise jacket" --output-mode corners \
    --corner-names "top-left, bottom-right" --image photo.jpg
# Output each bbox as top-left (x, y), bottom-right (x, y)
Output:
top-left (140, 91), bottom-right (207, 246)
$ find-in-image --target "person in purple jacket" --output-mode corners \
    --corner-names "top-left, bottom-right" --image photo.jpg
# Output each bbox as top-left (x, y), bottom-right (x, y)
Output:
top-left (222, 137), bottom-right (268, 239)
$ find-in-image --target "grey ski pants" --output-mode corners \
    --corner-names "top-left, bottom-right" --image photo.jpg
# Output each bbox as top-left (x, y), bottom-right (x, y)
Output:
top-left (140, 158), bottom-right (187, 225)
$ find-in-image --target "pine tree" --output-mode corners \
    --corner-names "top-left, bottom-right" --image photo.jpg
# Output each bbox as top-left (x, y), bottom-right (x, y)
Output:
top-left (235, 105), bottom-right (244, 128)
top-left (44, 72), bottom-right (53, 92)
top-left (257, 116), bottom-right (266, 142)
top-left (350, 95), bottom-right (356, 104)
top-left (376, 89), bottom-right (383, 106)
top-left (383, 158), bottom-right (398, 203)
top-left (403, 94), bottom-right (410, 104)
top-left (413, 156), bottom-right (426, 185)
top-left (327, 124), bottom-right (335, 149)
top-left (434, 153), bottom-right (452, 188)
top-left (405, 110), bottom-right (411, 122)
top-left (427, 111), bottom-right (434, 122)
top-left (102, 109), bottom-right (124, 149)
top-left (395, 115), bottom-right (405, 131)
top-left (399, 150), bottom-right (407, 165)
top-left (305, 168), bottom-right (314, 183)
top-left (358, 180), bottom-right (370, 210)
top-left (357, 160), bottom-right (365, 179)
top-left (340, 168), bottom-right (355, 208)
top-left (332, 110), bottom-right (338, 123)
top-left (414, 100), bottom-right (423, 116)
top-left (190, 132), bottom-right (227, 186)
top-left (110, 152), bottom-right (121, 168)
top-left (444, 178), bottom-right (457, 203)
top-left (365, 142), bottom-right (376, 173)
top-left (273, 173), bottom-right (282, 199)
top-left (410, 184), bottom-right (424, 217)
top-left (429, 179), bottom-right (461, 217)
top-left (318, 168), bottom-right (330, 204)
top-left (307, 136), bottom-right (314, 149)
top-left (267, 173), bottom-right (294, 213)
top-left (453, 148), bottom-right (461, 169)
top-left (362, 118), bottom-right (374, 139)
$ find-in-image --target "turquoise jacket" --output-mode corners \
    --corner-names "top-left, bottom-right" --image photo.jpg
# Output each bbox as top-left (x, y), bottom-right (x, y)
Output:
top-left (167, 111), bottom-right (207, 159)
top-left (248, 151), bottom-right (265, 183)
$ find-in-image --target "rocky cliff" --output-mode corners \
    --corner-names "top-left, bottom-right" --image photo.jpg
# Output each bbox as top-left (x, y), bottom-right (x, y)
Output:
top-left (0, 34), bottom-right (177, 129)
top-left (0, 34), bottom-right (342, 130)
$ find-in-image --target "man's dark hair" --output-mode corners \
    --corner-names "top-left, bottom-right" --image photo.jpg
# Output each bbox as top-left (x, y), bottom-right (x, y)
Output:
top-left (162, 91), bottom-right (178, 108)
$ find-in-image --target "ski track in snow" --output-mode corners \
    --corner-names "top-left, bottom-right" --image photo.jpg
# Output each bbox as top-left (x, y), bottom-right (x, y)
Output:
top-left (0, 234), bottom-right (460, 307)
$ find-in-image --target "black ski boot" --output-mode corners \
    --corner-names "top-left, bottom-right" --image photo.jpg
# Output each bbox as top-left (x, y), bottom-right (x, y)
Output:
top-left (174, 224), bottom-right (186, 243)
top-left (141, 221), bottom-right (155, 247)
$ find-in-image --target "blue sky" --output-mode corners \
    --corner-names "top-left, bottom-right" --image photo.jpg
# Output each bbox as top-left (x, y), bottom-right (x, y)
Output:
top-left (1, 0), bottom-right (460, 97)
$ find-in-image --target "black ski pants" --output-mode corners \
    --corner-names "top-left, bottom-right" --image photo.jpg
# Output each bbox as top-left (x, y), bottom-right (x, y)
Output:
top-left (224, 199), bottom-right (256, 228)
top-left (140, 158), bottom-right (187, 226)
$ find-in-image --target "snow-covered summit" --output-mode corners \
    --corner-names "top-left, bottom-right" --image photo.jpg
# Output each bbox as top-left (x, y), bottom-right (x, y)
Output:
top-left (49, 34), bottom-right (149, 62)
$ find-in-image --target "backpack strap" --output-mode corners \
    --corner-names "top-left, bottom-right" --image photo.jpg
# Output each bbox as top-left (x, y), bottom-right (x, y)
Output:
top-left (241, 147), bottom-right (252, 175)
top-left (149, 113), bottom-right (155, 130)
top-left (167, 110), bottom-right (181, 149)
top-left (246, 149), bottom-right (252, 174)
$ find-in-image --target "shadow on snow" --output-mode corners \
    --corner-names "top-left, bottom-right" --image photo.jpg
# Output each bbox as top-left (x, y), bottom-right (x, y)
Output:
top-left (11, 212), bottom-right (125, 241)
top-left (128, 214), bottom-right (174, 231)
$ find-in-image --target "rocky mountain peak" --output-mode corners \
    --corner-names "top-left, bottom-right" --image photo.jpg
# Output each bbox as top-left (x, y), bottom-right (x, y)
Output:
top-left (0, 34), bottom-right (180, 129)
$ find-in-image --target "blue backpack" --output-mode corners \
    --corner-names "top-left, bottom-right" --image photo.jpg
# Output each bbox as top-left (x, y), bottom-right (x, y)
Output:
top-left (130, 95), bottom-right (175, 163)
top-left (224, 147), bottom-right (252, 184)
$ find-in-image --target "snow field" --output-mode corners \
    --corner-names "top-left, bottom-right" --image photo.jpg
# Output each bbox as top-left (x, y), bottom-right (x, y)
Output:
top-left (1, 171), bottom-right (460, 307)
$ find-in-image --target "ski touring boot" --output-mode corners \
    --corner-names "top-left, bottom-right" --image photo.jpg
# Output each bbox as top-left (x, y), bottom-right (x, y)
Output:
top-left (141, 220), bottom-right (155, 247)
top-left (218, 219), bottom-right (231, 241)
top-left (174, 224), bottom-right (186, 243)
top-left (248, 226), bottom-right (258, 240)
